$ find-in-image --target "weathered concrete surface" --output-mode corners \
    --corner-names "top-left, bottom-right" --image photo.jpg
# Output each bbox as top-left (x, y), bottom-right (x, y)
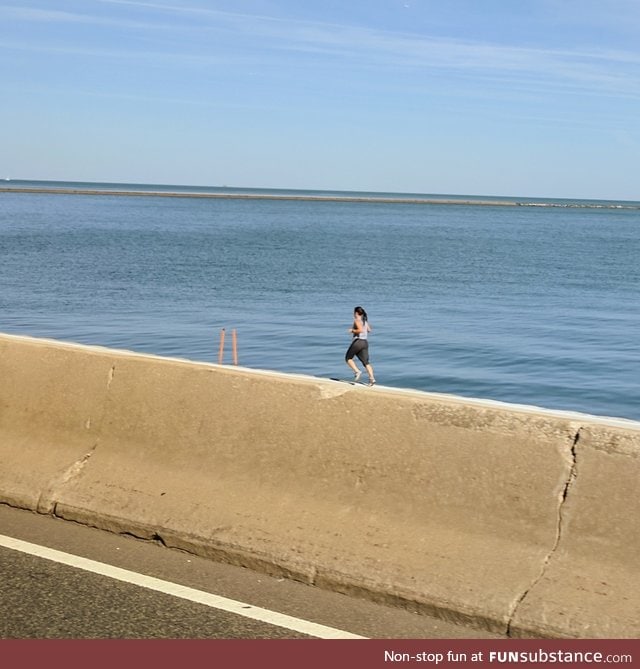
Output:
top-left (510, 425), bottom-right (640, 638)
top-left (0, 336), bottom-right (110, 511)
top-left (1, 333), bottom-right (639, 637)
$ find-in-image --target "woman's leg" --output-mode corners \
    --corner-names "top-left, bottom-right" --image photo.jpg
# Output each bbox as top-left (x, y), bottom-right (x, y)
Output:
top-left (356, 342), bottom-right (375, 383)
top-left (345, 340), bottom-right (363, 378)
top-left (347, 358), bottom-right (360, 376)
top-left (365, 363), bottom-right (375, 384)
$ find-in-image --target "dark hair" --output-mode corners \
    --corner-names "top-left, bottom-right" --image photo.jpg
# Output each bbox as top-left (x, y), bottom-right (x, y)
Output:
top-left (354, 306), bottom-right (368, 322)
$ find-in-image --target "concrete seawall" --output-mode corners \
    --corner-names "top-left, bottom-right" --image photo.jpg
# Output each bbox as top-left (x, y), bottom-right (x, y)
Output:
top-left (1, 333), bottom-right (639, 637)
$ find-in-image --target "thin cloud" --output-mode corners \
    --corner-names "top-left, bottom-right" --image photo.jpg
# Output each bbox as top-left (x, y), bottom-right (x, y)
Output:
top-left (4, 0), bottom-right (640, 98)
top-left (93, 0), bottom-right (640, 96)
top-left (0, 7), bottom-right (94, 23)
top-left (0, 5), bottom-right (199, 39)
top-left (0, 38), bottom-right (240, 67)
top-left (0, 5), bottom-right (159, 29)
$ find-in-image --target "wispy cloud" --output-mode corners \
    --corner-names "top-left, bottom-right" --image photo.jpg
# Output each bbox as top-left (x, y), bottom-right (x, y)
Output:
top-left (0, 5), bottom-right (160, 30)
top-left (0, 39), bottom-right (203, 64)
top-left (95, 0), bottom-right (640, 95)
top-left (3, 0), bottom-right (640, 98)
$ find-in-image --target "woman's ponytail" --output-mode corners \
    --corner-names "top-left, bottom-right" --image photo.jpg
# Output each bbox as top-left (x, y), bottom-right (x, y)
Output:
top-left (354, 306), bottom-right (368, 323)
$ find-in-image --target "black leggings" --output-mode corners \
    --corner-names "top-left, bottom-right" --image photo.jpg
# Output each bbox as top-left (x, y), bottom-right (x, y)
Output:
top-left (345, 338), bottom-right (369, 365)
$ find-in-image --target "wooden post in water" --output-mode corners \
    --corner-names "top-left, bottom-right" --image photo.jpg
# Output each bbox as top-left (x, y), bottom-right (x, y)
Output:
top-left (218, 328), bottom-right (226, 364)
top-left (231, 329), bottom-right (238, 365)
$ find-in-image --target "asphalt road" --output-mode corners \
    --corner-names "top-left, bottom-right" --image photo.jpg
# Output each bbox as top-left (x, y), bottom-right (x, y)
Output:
top-left (0, 505), bottom-right (501, 639)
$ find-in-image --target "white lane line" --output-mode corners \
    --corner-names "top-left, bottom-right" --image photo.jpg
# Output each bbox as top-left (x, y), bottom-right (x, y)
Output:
top-left (0, 534), bottom-right (365, 639)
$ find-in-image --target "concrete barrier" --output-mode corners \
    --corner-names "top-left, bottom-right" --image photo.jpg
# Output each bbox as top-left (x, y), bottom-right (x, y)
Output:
top-left (1, 333), bottom-right (639, 637)
top-left (510, 424), bottom-right (640, 638)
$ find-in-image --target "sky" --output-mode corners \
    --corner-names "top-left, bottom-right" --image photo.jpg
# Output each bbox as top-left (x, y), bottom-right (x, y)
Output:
top-left (1, 1), bottom-right (639, 200)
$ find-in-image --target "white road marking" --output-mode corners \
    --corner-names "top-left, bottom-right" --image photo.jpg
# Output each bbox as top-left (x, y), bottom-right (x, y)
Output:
top-left (0, 534), bottom-right (365, 639)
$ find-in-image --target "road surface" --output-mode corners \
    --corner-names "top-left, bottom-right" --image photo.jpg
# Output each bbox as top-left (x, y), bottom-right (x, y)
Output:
top-left (0, 505), bottom-right (501, 639)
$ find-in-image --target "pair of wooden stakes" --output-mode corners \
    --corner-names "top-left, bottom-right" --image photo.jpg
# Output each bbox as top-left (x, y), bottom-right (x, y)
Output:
top-left (217, 327), bottom-right (238, 365)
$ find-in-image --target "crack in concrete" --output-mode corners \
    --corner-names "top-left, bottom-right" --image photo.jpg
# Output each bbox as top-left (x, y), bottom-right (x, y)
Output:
top-left (37, 443), bottom-right (99, 515)
top-left (506, 427), bottom-right (580, 636)
top-left (36, 364), bottom-right (114, 517)
top-left (107, 364), bottom-right (115, 389)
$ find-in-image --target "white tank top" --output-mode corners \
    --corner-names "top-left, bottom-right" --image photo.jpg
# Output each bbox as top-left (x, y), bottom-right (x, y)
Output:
top-left (355, 318), bottom-right (368, 340)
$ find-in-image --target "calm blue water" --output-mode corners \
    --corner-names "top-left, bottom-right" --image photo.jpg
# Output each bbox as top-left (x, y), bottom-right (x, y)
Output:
top-left (2, 181), bottom-right (639, 421)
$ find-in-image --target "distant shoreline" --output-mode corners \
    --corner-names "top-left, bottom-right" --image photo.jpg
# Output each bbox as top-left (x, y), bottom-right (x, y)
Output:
top-left (1, 185), bottom-right (639, 209)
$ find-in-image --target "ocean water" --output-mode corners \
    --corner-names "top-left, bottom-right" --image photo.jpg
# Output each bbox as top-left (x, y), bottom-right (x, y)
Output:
top-left (1, 181), bottom-right (639, 422)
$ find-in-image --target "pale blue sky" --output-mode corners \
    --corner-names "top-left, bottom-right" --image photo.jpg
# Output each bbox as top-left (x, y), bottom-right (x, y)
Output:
top-left (2, 1), bottom-right (639, 199)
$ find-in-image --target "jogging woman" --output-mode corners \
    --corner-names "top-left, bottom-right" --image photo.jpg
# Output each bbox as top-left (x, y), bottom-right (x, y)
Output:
top-left (345, 306), bottom-right (376, 385)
